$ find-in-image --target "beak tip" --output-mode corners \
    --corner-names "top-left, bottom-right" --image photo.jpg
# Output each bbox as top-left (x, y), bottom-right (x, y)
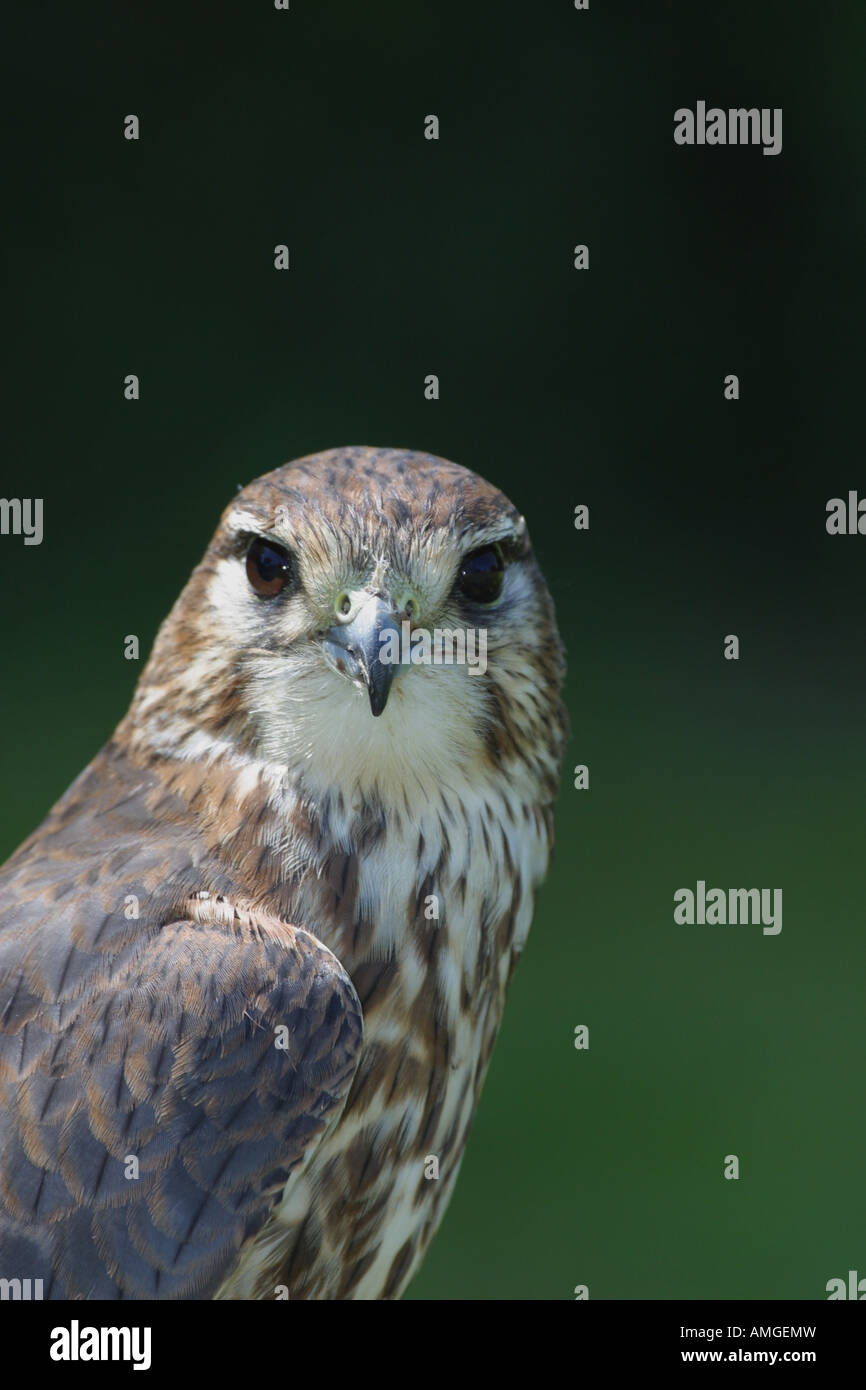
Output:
top-left (324, 594), bottom-right (400, 717)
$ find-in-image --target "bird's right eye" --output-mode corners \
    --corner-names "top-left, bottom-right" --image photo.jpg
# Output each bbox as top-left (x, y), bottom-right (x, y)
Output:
top-left (245, 538), bottom-right (294, 597)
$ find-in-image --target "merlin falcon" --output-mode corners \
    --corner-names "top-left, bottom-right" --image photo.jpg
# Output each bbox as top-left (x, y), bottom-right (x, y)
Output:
top-left (0, 446), bottom-right (566, 1299)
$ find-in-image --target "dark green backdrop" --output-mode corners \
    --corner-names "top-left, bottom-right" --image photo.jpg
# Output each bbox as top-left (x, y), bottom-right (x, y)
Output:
top-left (2, 1), bottom-right (864, 1299)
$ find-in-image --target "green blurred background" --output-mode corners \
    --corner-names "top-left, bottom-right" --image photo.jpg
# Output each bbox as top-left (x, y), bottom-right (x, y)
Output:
top-left (2, 1), bottom-right (864, 1299)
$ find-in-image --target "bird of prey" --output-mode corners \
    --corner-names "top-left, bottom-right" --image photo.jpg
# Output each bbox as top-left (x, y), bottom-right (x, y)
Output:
top-left (0, 446), bottom-right (566, 1299)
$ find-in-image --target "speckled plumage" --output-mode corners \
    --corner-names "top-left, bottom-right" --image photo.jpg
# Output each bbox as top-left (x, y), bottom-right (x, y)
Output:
top-left (0, 446), bottom-right (566, 1299)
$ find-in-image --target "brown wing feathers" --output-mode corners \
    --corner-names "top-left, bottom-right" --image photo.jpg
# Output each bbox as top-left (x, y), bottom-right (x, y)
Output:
top-left (0, 851), bottom-right (362, 1298)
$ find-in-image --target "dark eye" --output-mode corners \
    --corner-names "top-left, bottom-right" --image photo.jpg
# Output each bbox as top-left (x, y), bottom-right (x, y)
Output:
top-left (245, 537), bottom-right (294, 597)
top-left (458, 544), bottom-right (504, 604)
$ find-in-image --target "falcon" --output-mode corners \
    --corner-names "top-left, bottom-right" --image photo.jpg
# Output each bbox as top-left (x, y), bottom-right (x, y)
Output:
top-left (0, 446), bottom-right (566, 1299)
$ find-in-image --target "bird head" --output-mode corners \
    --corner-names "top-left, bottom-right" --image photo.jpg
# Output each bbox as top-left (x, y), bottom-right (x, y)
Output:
top-left (124, 447), bottom-right (566, 807)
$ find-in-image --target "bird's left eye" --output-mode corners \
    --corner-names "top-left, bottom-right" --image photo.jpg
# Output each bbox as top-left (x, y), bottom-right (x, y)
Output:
top-left (245, 537), bottom-right (294, 597)
top-left (458, 544), bottom-right (505, 604)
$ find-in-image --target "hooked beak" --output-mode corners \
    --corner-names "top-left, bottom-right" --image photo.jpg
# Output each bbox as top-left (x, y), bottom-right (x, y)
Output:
top-left (321, 594), bottom-right (402, 717)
